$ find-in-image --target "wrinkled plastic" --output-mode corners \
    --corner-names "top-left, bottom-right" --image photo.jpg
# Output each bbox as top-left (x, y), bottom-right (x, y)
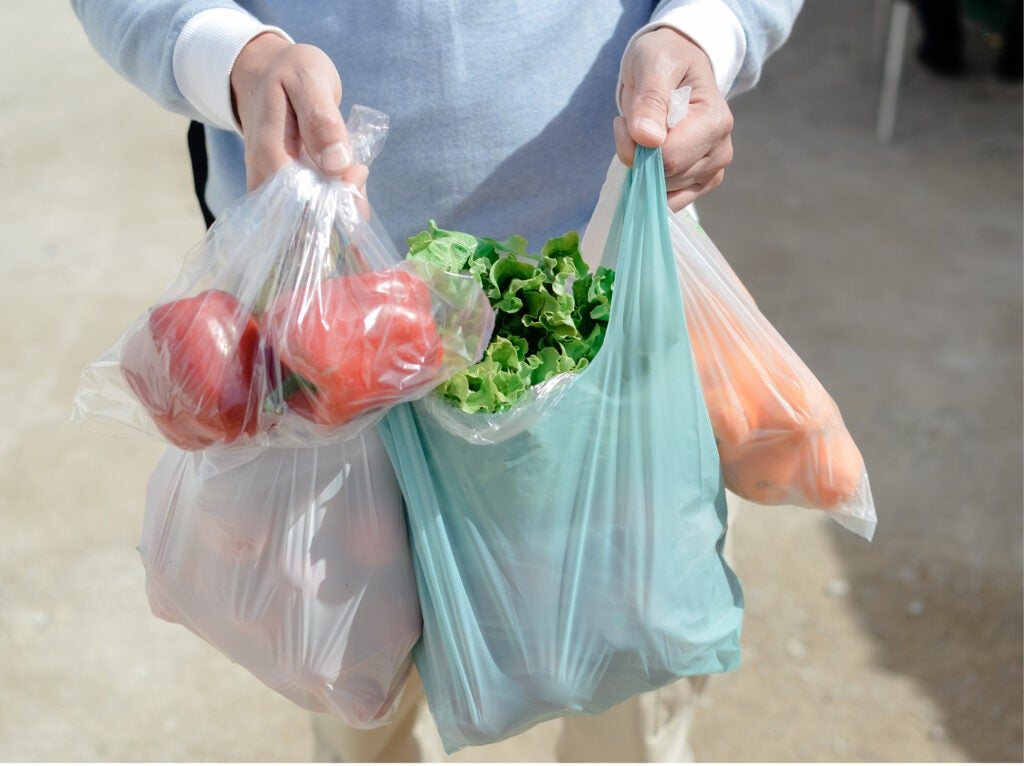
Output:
top-left (73, 106), bottom-right (494, 450)
top-left (378, 146), bottom-right (743, 753)
top-left (416, 372), bottom-right (577, 445)
top-left (584, 154), bottom-right (876, 540)
top-left (140, 429), bottom-right (420, 726)
top-left (670, 208), bottom-right (877, 539)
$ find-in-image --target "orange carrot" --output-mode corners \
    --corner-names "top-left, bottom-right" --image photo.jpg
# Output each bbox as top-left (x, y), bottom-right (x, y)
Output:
top-left (804, 423), bottom-right (865, 511)
top-left (718, 433), bottom-right (808, 506)
top-left (684, 268), bottom-right (864, 512)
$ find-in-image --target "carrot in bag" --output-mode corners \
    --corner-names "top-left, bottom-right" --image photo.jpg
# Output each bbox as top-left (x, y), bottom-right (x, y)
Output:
top-left (580, 155), bottom-right (875, 539)
top-left (669, 208), bottom-right (875, 539)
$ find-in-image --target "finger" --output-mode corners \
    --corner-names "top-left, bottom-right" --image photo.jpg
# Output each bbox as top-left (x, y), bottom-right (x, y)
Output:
top-left (625, 81), bottom-right (671, 148)
top-left (663, 140), bottom-right (732, 192)
top-left (231, 33), bottom-right (297, 189)
top-left (341, 163), bottom-right (369, 189)
top-left (661, 101), bottom-right (733, 181)
top-left (613, 116), bottom-right (637, 168)
top-left (666, 188), bottom-right (699, 212)
top-left (242, 83), bottom-right (295, 191)
top-left (284, 50), bottom-right (351, 177)
top-left (623, 48), bottom-right (685, 148)
top-left (341, 164), bottom-right (372, 219)
top-left (666, 168), bottom-right (725, 212)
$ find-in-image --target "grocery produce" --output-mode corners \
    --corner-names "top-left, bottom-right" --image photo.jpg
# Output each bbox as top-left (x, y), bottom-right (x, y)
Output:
top-left (406, 221), bottom-right (614, 414)
top-left (683, 267), bottom-right (865, 512)
top-left (261, 267), bottom-right (444, 426)
top-left (805, 422), bottom-right (864, 509)
top-left (120, 289), bottom-right (261, 450)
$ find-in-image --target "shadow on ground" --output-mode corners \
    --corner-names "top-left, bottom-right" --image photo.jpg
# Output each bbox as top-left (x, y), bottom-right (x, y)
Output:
top-left (695, 2), bottom-right (1022, 761)
top-left (833, 529), bottom-right (1023, 762)
top-left (832, 13), bottom-right (1023, 762)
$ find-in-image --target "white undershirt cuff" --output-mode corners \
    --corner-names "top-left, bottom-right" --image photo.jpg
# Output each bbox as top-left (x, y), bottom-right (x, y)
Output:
top-left (619, 0), bottom-right (746, 112)
top-left (172, 8), bottom-right (293, 132)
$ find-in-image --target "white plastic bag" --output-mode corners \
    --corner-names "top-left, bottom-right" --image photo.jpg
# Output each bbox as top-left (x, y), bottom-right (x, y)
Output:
top-left (73, 106), bottom-right (493, 451)
top-left (669, 208), bottom-right (876, 539)
top-left (140, 429), bottom-right (421, 726)
top-left (584, 153), bottom-right (876, 540)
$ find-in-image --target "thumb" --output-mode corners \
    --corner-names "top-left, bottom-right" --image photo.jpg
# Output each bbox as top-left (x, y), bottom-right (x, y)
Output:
top-left (625, 67), bottom-right (676, 148)
top-left (295, 99), bottom-right (351, 177)
top-left (621, 27), bottom-right (698, 148)
top-left (282, 48), bottom-right (352, 177)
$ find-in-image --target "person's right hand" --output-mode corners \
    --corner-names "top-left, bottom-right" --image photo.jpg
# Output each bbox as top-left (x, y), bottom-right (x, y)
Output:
top-left (230, 33), bottom-right (367, 192)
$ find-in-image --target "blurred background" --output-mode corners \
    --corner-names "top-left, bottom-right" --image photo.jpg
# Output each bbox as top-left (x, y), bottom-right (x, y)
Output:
top-left (1, 1), bottom-right (1020, 761)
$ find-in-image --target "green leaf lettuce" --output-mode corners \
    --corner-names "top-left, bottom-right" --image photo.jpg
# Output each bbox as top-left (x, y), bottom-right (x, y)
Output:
top-left (407, 221), bottom-right (615, 414)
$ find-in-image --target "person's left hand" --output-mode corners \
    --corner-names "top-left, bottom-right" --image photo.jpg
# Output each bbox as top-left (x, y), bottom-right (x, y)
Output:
top-left (616, 26), bottom-right (734, 211)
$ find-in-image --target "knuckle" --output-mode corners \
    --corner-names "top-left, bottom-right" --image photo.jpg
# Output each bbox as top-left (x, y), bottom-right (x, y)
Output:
top-left (664, 159), bottom-right (686, 180)
top-left (662, 148), bottom-right (695, 179)
top-left (720, 140), bottom-right (734, 168)
top-left (289, 43), bottom-right (331, 71)
top-left (302, 104), bottom-right (343, 136)
top-left (633, 87), bottom-right (672, 114)
top-left (719, 103), bottom-right (735, 134)
top-left (282, 46), bottom-right (342, 95)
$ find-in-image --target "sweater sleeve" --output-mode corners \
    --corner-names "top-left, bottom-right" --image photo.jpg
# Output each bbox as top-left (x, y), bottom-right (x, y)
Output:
top-left (173, 9), bottom-right (292, 131)
top-left (713, 0), bottom-right (803, 95)
top-left (629, 0), bottom-right (803, 98)
top-left (70, 0), bottom-right (287, 129)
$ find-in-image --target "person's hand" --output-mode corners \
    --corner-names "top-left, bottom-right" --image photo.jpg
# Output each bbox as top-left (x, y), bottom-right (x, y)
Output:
top-left (615, 27), bottom-right (734, 211)
top-left (230, 33), bottom-right (368, 192)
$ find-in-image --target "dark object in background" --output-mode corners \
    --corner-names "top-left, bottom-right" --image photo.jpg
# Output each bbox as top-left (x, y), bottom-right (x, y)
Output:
top-left (187, 121), bottom-right (216, 230)
top-left (911, 0), bottom-right (1022, 79)
top-left (912, 0), bottom-right (968, 75)
top-left (995, 0), bottom-right (1022, 78)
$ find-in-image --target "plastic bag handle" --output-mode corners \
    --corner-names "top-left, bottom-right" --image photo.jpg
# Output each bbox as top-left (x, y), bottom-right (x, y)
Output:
top-left (346, 105), bottom-right (390, 166)
top-left (296, 104), bottom-right (390, 173)
top-left (667, 86), bottom-right (692, 129)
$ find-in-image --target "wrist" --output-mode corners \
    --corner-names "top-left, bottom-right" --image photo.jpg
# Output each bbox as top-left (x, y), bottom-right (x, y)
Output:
top-left (642, 0), bottom-right (746, 97)
top-left (646, 26), bottom-right (714, 73)
top-left (173, 9), bottom-right (292, 132)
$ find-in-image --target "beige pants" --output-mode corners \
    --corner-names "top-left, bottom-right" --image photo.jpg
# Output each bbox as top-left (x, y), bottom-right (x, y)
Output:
top-left (311, 497), bottom-right (740, 763)
top-left (312, 669), bottom-right (709, 763)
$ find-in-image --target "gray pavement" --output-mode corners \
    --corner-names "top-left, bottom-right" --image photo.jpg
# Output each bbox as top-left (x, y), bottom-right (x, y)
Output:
top-left (1, 1), bottom-right (1021, 761)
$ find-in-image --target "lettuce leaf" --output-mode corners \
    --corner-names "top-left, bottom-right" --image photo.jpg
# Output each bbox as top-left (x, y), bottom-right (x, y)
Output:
top-left (407, 221), bottom-right (615, 414)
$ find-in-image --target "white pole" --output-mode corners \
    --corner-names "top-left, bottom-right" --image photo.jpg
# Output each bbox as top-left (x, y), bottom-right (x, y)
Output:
top-left (877, 0), bottom-right (912, 143)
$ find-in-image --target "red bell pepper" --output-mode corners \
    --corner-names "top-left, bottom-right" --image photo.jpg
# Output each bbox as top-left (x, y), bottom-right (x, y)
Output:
top-left (261, 267), bottom-right (443, 427)
top-left (121, 289), bottom-right (261, 450)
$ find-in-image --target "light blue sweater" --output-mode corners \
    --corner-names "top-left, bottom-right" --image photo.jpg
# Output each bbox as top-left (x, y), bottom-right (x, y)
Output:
top-left (71, 1), bottom-right (800, 249)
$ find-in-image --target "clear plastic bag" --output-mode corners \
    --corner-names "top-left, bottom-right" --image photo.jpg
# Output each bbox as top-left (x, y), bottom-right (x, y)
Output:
top-left (73, 106), bottom-right (493, 450)
top-left (584, 154), bottom-right (876, 540)
top-left (378, 146), bottom-right (743, 753)
top-left (671, 208), bottom-right (876, 539)
top-left (140, 429), bottom-right (420, 726)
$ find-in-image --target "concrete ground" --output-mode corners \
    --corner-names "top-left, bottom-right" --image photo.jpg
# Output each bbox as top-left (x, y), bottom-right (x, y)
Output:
top-left (2, 1), bottom-right (1020, 762)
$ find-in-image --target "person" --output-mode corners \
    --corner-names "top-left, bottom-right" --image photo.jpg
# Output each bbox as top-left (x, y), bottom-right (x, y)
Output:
top-left (71, 1), bottom-right (802, 761)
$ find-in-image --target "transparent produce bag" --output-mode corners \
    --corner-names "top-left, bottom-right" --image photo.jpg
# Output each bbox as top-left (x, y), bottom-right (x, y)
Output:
top-left (377, 146), bottom-right (743, 753)
top-left (140, 428), bottom-right (420, 726)
top-left (583, 154), bottom-right (877, 541)
top-left (73, 106), bottom-right (493, 450)
top-left (670, 208), bottom-right (876, 539)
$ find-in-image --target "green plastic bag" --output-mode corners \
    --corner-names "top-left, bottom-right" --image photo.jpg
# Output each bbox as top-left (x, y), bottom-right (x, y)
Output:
top-left (378, 147), bottom-right (743, 753)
